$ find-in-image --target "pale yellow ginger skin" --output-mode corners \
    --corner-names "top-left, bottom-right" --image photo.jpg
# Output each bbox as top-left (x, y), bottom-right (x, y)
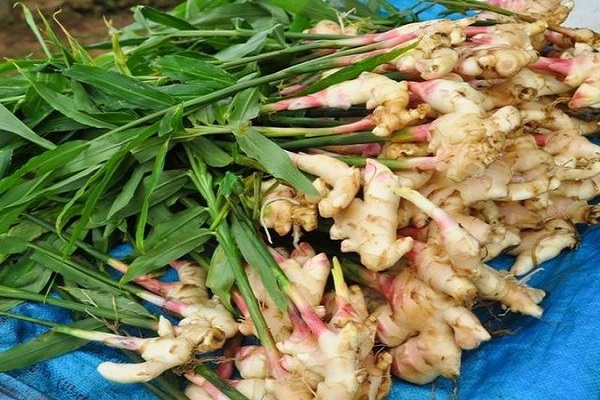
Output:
top-left (470, 21), bottom-right (548, 48)
top-left (185, 375), bottom-right (314, 400)
top-left (381, 142), bottom-right (431, 158)
top-left (411, 242), bottom-right (478, 305)
top-left (428, 105), bottom-right (521, 181)
top-left (374, 268), bottom-right (490, 349)
top-left (322, 72), bottom-right (404, 110)
top-left (454, 161), bottom-right (512, 203)
top-left (167, 261), bottom-right (239, 339)
top-left (390, 326), bottom-right (462, 384)
top-left (330, 159), bottom-right (414, 271)
top-left (98, 317), bottom-right (201, 383)
top-left (288, 152), bottom-right (360, 218)
top-left (397, 187), bottom-right (545, 317)
top-left (557, 174), bottom-right (600, 200)
top-left (234, 346), bottom-right (270, 379)
top-left (508, 218), bottom-right (578, 276)
top-left (491, 68), bottom-right (571, 99)
top-left (353, 352), bottom-right (393, 400)
top-left (279, 252), bottom-right (331, 307)
top-left (478, 0), bottom-right (573, 26)
top-left (498, 134), bottom-right (560, 201)
top-left (260, 179), bottom-right (318, 237)
top-left (409, 78), bottom-right (497, 115)
top-left (372, 268), bottom-right (490, 384)
top-left (370, 80), bottom-right (431, 137)
top-left (394, 31), bottom-right (462, 79)
top-left (455, 46), bottom-right (539, 79)
top-left (473, 264), bottom-right (545, 317)
top-left (498, 194), bottom-right (600, 228)
top-left (304, 19), bottom-right (358, 36)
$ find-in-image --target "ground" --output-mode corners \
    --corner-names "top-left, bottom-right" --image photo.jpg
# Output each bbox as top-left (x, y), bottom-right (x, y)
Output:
top-left (0, 1), bottom-right (158, 59)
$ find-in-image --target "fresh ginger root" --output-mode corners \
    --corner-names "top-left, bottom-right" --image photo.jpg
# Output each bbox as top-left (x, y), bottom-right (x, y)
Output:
top-left (287, 152), bottom-right (360, 218)
top-left (97, 317), bottom-right (218, 383)
top-left (330, 159), bottom-right (414, 271)
top-left (260, 179), bottom-right (318, 242)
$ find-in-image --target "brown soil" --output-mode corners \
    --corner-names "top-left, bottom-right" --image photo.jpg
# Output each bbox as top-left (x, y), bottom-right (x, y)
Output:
top-left (0, 1), bottom-right (163, 59)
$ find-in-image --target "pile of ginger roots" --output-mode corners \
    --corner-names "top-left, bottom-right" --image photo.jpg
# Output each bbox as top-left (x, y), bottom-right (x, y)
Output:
top-left (91, 1), bottom-right (600, 399)
top-left (257, 0), bottom-right (600, 397)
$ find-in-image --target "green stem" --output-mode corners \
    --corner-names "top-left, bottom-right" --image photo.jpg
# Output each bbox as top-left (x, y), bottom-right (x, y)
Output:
top-left (0, 311), bottom-right (60, 328)
top-left (0, 286), bottom-right (157, 329)
top-left (185, 147), bottom-right (279, 362)
top-left (195, 364), bottom-right (250, 400)
top-left (337, 155), bottom-right (435, 170)
top-left (279, 131), bottom-right (382, 150)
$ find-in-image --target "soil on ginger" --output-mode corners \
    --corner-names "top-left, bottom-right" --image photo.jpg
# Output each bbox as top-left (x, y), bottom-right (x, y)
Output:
top-left (0, 0), bottom-right (174, 59)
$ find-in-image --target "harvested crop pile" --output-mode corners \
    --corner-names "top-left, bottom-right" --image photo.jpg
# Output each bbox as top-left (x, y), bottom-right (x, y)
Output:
top-left (0, 0), bottom-right (599, 399)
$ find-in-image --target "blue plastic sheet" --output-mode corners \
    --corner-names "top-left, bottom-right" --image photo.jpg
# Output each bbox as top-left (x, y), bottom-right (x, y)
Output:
top-left (2, 1), bottom-right (600, 399)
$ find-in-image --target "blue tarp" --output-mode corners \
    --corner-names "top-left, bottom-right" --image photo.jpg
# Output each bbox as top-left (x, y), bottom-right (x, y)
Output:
top-left (2, 1), bottom-right (600, 399)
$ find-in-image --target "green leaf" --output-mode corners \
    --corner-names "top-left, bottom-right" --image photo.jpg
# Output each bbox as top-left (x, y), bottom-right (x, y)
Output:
top-left (144, 205), bottom-right (209, 250)
top-left (0, 140), bottom-right (87, 194)
top-left (135, 139), bottom-right (171, 252)
top-left (189, 137), bottom-right (232, 168)
top-left (64, 64), bottom-right (178, 110)
top-left (122, 225), bottom-right (213, 283)
top-left (106, 163), bottom-right (151, 220)
top-left (61, 287), bottom-right (154, 319)
top-left (263, 0), bottom-right (337, 21)
top-left (0, 236), bottom-right (28, 255)
top-left (190, 3), bottom-right (272, 27)
top-left (206, 244), bottom-right (235, 311)
top-left (137, 5), bottom-right (198, 30)
top-left (0, 257), bottom-right (53, 312)
top-left (89, 170), bottom-right (189, 226)
top-left (0, 148), bottom-right (13, 179)
top-left (227, 87), bottom-right (261, 130)
top-left (215, 26), bottom-right (278, 62)
top-left (20, 74), bottom-right (116, 129)
top-left (0, 103), bottom-right (56, 150)
top-left (299, 41), bottom-right (418, 95)
top-left (0, 75), bottom-right (29, 98)
top-left (153, 56), bottom-right (236, 86)
top-left (0, 318), bottom-right (106, 372)
top-left (235, 128), bottom-right (318, 196)
top-left (29, 247), bottom-right (121, 294)
top-left (158, 104), bottom-right (184, 137)
top-left (17, 3), bottom-right (52, 58)
top-left (230, 216), bottom-right (287, 310)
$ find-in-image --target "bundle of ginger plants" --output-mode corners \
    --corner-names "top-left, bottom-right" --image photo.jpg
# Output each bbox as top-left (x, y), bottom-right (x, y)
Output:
top-left (0, 0), bottom-right (599, 399)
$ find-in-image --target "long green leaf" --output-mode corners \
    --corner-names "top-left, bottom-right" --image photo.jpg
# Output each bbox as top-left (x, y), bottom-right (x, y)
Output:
top-left (231, 216), bottom-right (287, 310)
top-left (235, 127), bottom-right (318, 196)
top-left (123, 226), bottom-right (213, 283)
top-left (0, 318), bottom-right (105, 372)
top-left (206, 244), bottom-right (235, 312)
top-left (0, 257), bottom-right (53, 312)
top-left (138, 5), bottom-right (198, 30)
top-left (188, 137), bottom-right (232, 168)
top-left (106, 163), bottom-right (151, 220)
top-left (64, 64), bottom-right (178, 110)
top-left (61, 287), bottom-right (154, 319)
top-left (144, 205), bottom-right (208, 249)
top-left (0, 103), bottom-right (56, 150)
top-left (20, 74), bottom-right (117, 129)
top-left (227, 87), bottom-right (261, 130)
top-left (215, 26), bottom-right (277, 62)
top-left (154, 56), bottom-right (235, 86)
top-left (264, 0), bottom-right (337, 20)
